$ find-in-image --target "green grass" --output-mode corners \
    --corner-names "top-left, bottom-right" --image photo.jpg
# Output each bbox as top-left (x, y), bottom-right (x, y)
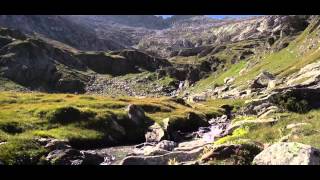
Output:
top-left (0, 91), bottom-right (229, 164)
top-left (156, 76), bottom-right (178, 87)
top-left (234, 18), bottom-right (320, 86)
top-left (190, 60), bottom-right (246, 93)
top-left (215, 110), bottom-right (320, 149)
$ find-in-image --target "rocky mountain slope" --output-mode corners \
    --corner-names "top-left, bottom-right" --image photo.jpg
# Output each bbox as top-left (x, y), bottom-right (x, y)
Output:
top-left (0, 15), bottom-right (131, 51)
top-left (1, 15), bottom-right (320, 165)
top-left (137, 15), bottom-right (310, 57)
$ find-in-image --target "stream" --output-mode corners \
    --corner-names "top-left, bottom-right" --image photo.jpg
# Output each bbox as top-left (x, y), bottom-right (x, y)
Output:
top-left (90, 114), bottom-right (231, 165)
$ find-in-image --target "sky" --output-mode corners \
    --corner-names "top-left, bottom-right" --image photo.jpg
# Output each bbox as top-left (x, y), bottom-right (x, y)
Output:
top-left (157, 15), bottom-right (256, 19)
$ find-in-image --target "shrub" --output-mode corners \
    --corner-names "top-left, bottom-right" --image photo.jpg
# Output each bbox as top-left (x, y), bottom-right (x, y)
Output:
top-left (46, 107), bottom-right (96, 124)
top-left (271, 93), bottom-right (311, 113)
top-left (0, 138), bottom-right (47, 165)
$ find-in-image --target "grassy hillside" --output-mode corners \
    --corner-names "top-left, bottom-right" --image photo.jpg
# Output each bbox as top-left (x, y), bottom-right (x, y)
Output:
top-left (188, 17), bottom-right (320, 94)
top-left (0, 91), bottom-right (241, 164)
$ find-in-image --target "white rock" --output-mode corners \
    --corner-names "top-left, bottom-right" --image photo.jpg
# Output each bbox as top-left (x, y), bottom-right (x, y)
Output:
top-left (253, 142), bottom-right (320, 165)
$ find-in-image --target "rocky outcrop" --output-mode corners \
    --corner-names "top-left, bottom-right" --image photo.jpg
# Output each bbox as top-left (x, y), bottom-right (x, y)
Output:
top-left (286, 61), bottom-right (320, 87)
top-left (253, 142), bottom-right (320, 165)
top-left (250, 71), bottom-right (275, 89)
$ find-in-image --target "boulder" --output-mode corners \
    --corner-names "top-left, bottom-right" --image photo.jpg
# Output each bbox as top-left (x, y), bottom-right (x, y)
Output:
top-left (145, 123), bottom-right (167, 143)
top-left (224, 77), bottom-right (235, 85)
top-left (188, 93), bottom-right (207, 103)
top-left (267, 80), bottom-right (277, 90)
top-left (79, 150), bottom-right (105, 165)
top-left (253, 142), bottom-right (320, 165)
top-left (45, 149), bottom-right (82, 165)
top-left (45, 148), bottom-right (105, 165)
top-left (155, 140), bottom-right (177, 151)
top-left (127, 104), bottom-right (146, 126)
top-left (44, 139), bottom-right (71, 151)
top-left (250, 71), bottom-right (275, 89)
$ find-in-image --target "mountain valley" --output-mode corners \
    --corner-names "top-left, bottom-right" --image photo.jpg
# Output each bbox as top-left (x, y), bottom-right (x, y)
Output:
top-left (1, 15), bottom-right (320, 165)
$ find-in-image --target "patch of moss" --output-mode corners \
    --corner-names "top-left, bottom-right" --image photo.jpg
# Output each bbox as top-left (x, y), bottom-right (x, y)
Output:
top-left (0, 137), bottom-right (47, 165)
top-left (270, 93), bottom-right (311, 113)
top-left (214, 126), bottom-right (250, 145)
top-left (44, 106), bottom-right (96, 124)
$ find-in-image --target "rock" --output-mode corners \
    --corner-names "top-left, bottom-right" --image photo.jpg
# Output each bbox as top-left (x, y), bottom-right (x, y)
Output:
top-left (257, 107), bottom-right (278, 118)
top-left (145, 123), bottom-right (167, 143)
top-left (253, 142), bottom-right (320, 165)
top-left (286, 123), bottom-right (310, 130)
top-left (200, 143), bottom-right (263, 165)
top-left (127, 104), bottom-right (146, 126)
top-left (174, 139), bottom-right (209, 151)
top-left (45, 149), bottom-right (82, 165)
top-left (79, 150), bottom-right (105, 165)
top-left (250, 71), bottom-right (275, 89)
top-left (44, 139), bottom-right (71, 151)
top-left (134, 142), bottom-right (155, 149)
top-left (188, 94), bottom-right (207, 103)
top-left (155, 140), bottom-right (177, 151)
top-left (286, 61), bottom-right (320, 87)
top-left (142, 146), bottom-right (170, 156)
top-left (267, 79), bottom-right (277, 90)
top-left (213, 85), bottom-right (230, 96)
top-left (120, 146), bottom-right (205, 165)
top-left (0, 141), bottom-right (7, 146)
top-left (224, 77), bottom-right (235, 85)
top-left (45, 148), bottom-right (106, 165)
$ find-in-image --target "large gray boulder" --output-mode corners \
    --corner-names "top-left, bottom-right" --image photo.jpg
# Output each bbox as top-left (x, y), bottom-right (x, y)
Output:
top-left (127, 104), bottom-right (146, 126)
top-left (145, 123), bottom-right (167, 143)
top-left (155, 140), bottom-right (177, 151)
top-left (253, 142), bottom-right (320, 165)
top-left (45, 148), bottom-right (105, 165)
